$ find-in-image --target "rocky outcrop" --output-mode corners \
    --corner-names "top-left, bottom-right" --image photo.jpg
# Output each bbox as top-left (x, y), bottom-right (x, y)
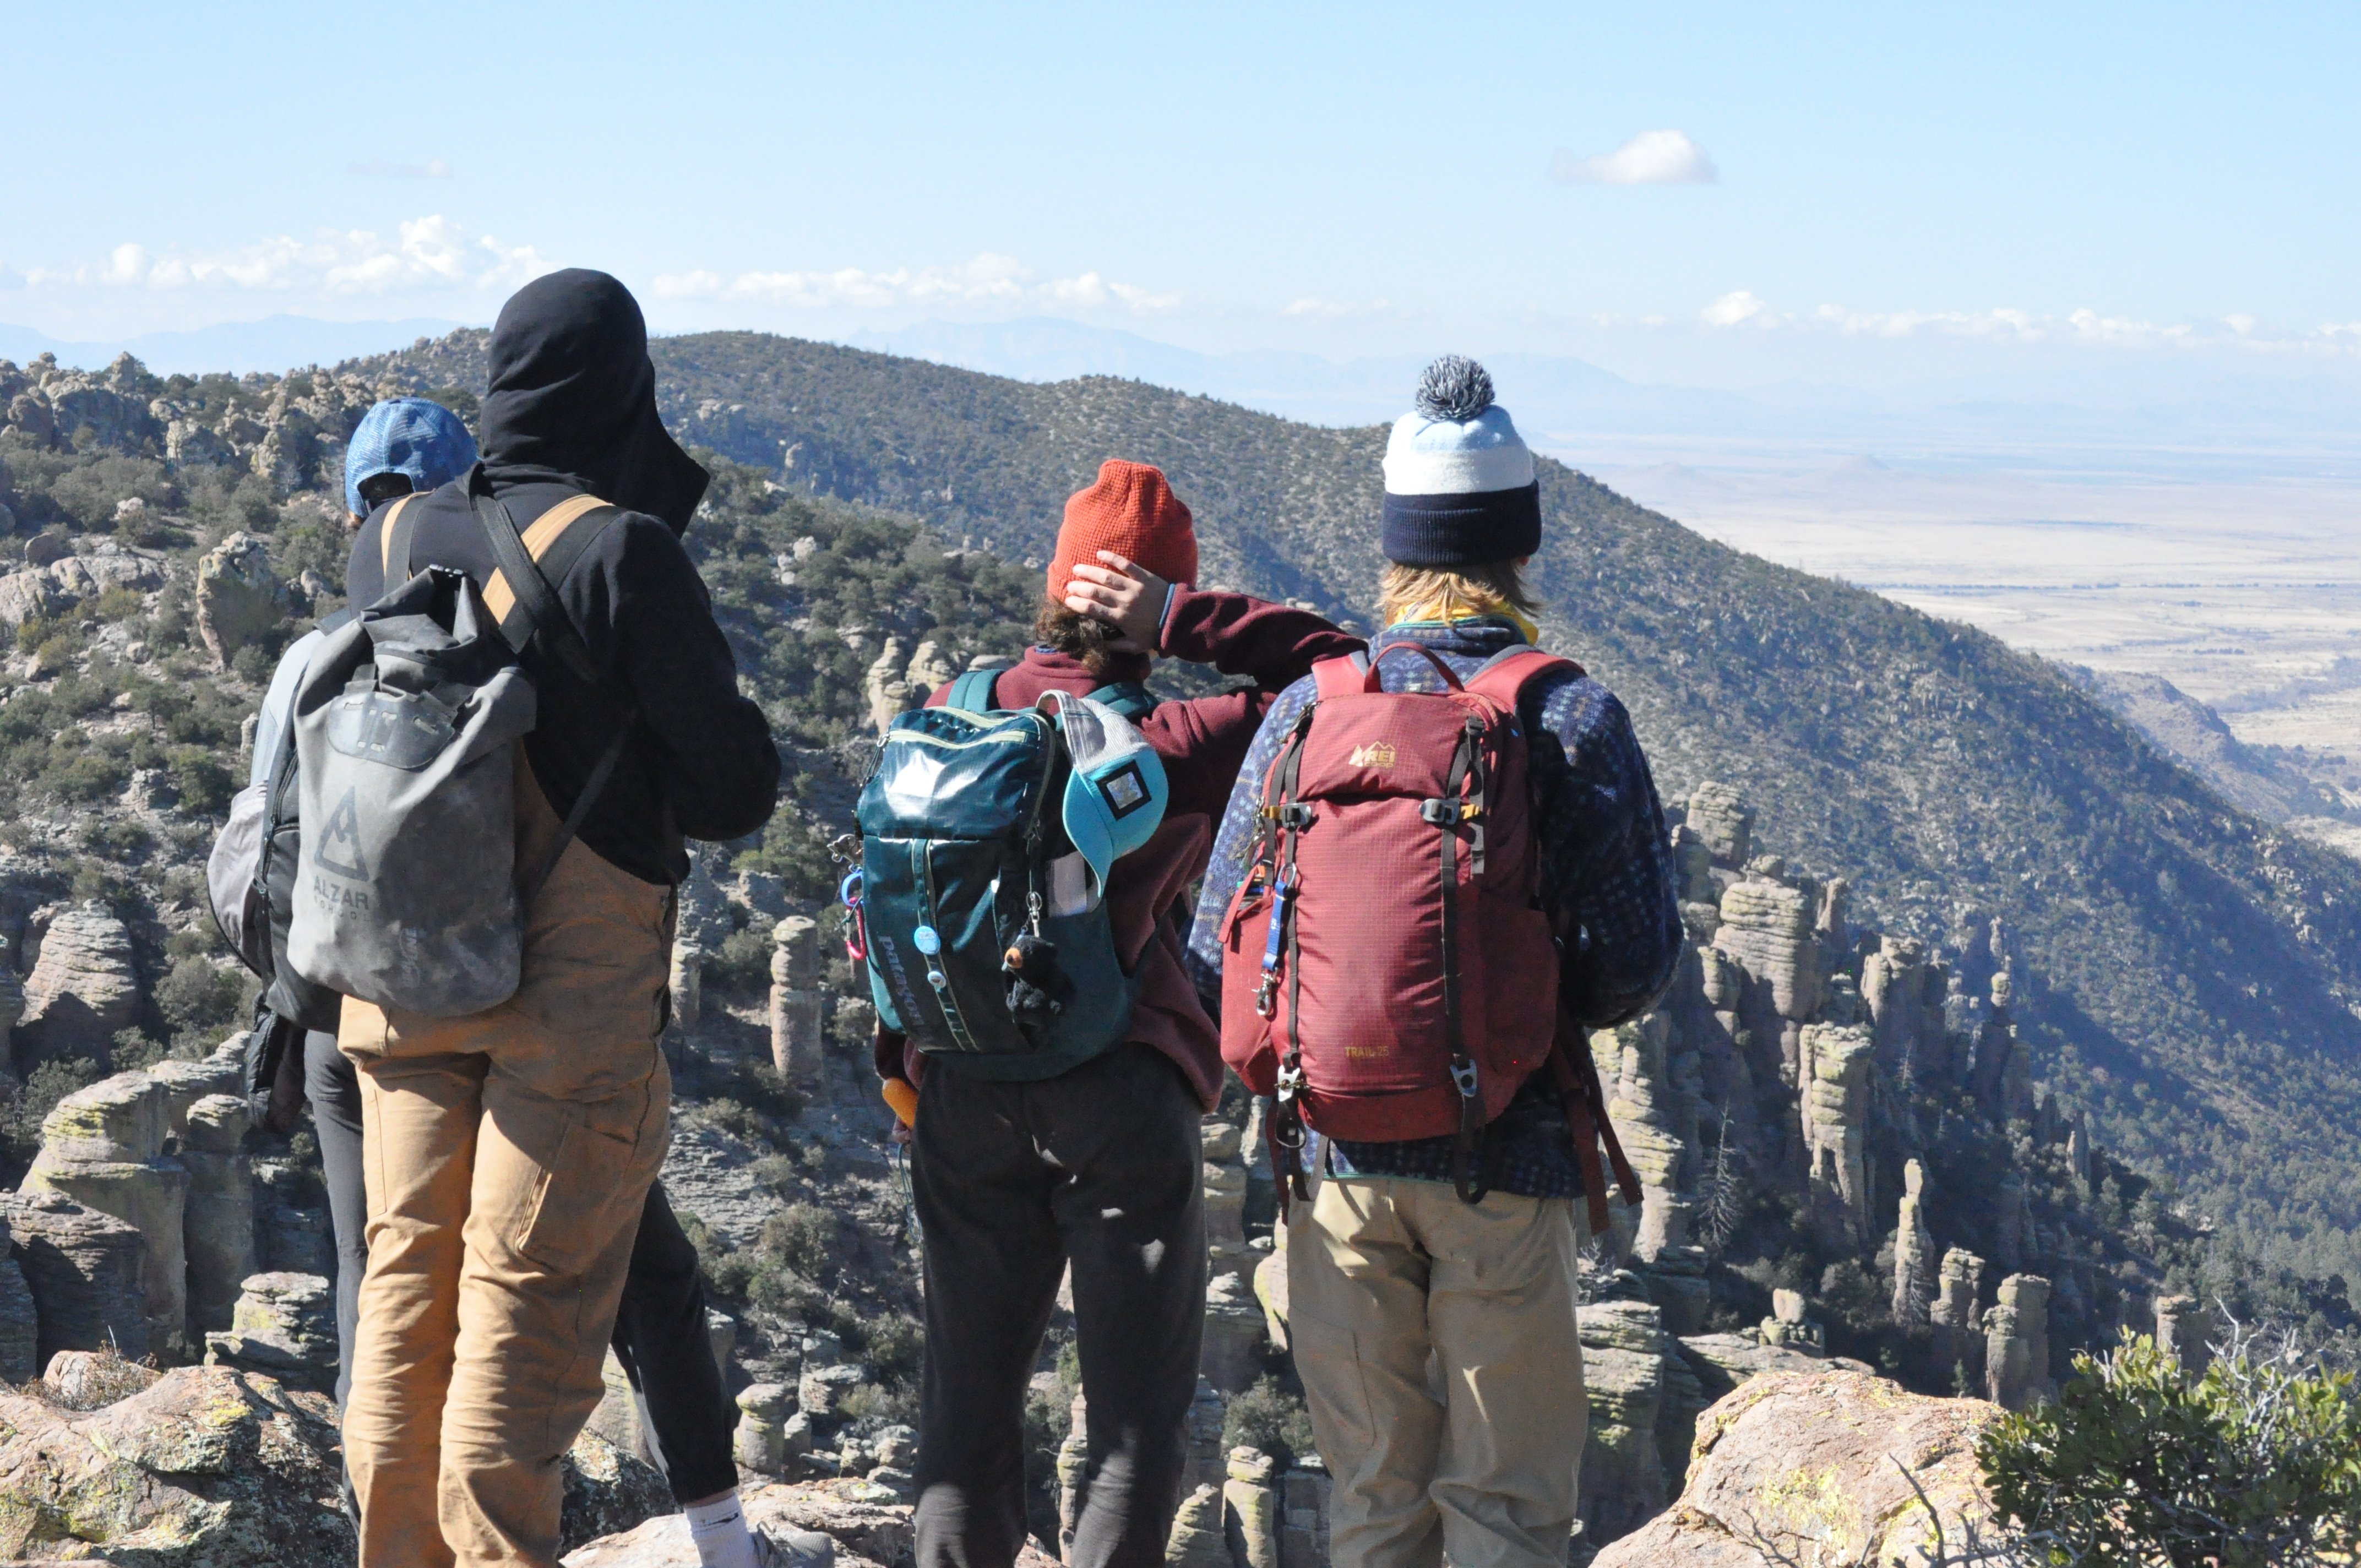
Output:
top-left (1797, 1023), bottom-right (1873, 1249)
top-left (182, 1093), bottom-right (256, 1335)
top-left (2155, 1293), bottom-right (2214, 1377)
top-left (0, 543), bottom-right (167, 629)
top-left (1577, 1299), bottom-right (1673, 1543)
top-left (1588, 1370), bottom-right (2000, 1567)
top-left (1984, 1273), bottom-right (2053, 1412)
top-left (203, 1271), bottom-right (339, 1391)
top-left (193, 531), bottom-right (290, 669)
top-left (1892, 1159), bottom-right (1938, 1326)
top-left (3, 1189), bottom-right (148, 1365)
top-left (863, 638), bottom-right (957, 734)
top-left (1931, 1248), bottom-right (1988, 1391)
top-left (0, 1364), bottom-right (352, 1565)
top-left (0, 1210), bottom-right (39, 1384)
top-left (1221, 1446), bottom-right (1279, 1568)
top-left (563, 1478), bottom-right (921, 1568)
top-left (772, 914), bottom-right (826, 1081)
top-left (23, 1069), bottom-right (192, 1358)
top-left (15, 904), bottom-right (142, 1069)
top-left (1200, 1271), bottom-right (1265, 1392)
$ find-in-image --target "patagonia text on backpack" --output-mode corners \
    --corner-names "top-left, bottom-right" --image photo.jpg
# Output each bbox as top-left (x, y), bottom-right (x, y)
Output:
top-left (856, 674), bottom-right (1167, 1080)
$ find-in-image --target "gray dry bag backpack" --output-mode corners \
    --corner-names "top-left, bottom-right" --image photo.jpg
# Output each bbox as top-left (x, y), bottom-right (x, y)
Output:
top-left (283, 474), bottom-right (632, 1017)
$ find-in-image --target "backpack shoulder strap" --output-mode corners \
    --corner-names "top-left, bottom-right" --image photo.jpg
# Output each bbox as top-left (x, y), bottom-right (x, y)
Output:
top-left (1311, 653), bottom-right (1368, 701)
top-left (464, 470), bottom-right (618, 680)
top-left (1085, 680), bottom-right (1155, 721)
top-left (377, 494), bottom-right (423, 586)
top-left (945, 668), bottom-right (1000, 712)
top-left (1465, 647), bottom-right (1584, 706)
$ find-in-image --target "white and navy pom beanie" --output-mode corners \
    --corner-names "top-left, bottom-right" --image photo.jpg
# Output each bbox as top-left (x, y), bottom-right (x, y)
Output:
top-left (1380, 356), bottom-right (1540, 568)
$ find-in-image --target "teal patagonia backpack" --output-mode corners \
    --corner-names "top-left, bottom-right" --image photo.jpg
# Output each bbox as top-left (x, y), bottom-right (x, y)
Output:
top-left (855, 671), bottom-right (1169, 1078)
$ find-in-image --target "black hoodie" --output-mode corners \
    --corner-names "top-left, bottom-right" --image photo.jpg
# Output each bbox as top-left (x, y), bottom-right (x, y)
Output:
top-left (347, 269), bottom-right (779, 885)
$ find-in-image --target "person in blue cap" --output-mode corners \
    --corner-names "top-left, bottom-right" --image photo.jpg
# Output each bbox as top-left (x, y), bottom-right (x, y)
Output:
top-left (341, 396), bottom-right (479, 522)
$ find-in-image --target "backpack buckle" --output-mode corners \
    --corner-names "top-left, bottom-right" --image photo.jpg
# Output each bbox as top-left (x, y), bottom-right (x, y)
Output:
top-left (1277, 803), bottom-right (1315, 830)
top-left (1449, 1060), bottom-right (1481, 1099)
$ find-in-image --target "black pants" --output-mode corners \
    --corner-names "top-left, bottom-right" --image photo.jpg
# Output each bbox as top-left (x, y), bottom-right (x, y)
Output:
top-left (307, 1031), bottom-right (738, 1504)
top-left (911, 1043), bottom-right (1206, 1568)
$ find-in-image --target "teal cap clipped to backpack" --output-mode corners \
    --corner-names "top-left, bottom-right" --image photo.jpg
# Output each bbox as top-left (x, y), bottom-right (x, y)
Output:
top-left (1042, 690), bottom-right (1168, 903)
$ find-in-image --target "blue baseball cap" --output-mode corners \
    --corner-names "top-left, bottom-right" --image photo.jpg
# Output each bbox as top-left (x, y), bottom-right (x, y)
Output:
top-left (1042, 690), bottom-right (1168, 904)
top-left (344, 397), bottom-right (478, 517)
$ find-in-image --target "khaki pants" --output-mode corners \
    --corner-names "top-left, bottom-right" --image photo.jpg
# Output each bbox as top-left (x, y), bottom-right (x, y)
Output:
top-left (340, 759), bottom-right (674, 1568)
top-left (1288, 1175), bottom-right (1586, 1568)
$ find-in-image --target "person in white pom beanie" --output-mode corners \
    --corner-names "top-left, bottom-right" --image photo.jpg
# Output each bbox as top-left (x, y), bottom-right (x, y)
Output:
top-left (1190, 357), bottom-right (1682, 1568)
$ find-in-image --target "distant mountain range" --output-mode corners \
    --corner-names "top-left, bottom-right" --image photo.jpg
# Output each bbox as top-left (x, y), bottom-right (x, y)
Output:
top-left (0, 315), bottom-right (466, 375)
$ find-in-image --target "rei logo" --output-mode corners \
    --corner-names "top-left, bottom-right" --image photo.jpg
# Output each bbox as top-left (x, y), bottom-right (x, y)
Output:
top-left (1348, 742), bottom-right (1397, 770)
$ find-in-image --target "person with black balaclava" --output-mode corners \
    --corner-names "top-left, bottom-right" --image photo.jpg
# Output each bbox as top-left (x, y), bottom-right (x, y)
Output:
top-left (336, 270), bottom-right (780, 1568)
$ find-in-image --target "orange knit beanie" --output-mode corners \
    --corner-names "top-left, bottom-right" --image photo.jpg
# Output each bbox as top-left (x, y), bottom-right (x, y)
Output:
top-left (1049, 460), bottom-right (1198, 600)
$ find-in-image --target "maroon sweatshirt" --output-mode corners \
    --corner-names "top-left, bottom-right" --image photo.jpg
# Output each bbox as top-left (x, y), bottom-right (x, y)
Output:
top-left (875, 587), bottom-right (1365, 1109)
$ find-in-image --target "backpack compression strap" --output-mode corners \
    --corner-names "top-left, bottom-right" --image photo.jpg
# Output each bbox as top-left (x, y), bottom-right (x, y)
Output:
top-left (459, 466), bottom-right (637, 905)
top-left (1085, 680), bottom-right (1156, 721)
top-left (378, 494), bottom-right (422, 582)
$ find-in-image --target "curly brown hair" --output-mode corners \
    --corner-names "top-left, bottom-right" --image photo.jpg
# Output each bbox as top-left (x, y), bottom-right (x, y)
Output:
top-left (1032, 597), bottom-right (1131, 679)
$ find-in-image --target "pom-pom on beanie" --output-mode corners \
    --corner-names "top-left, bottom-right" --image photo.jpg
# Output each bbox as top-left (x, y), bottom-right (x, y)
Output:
top-left (1380, 356), bottom-right (1540, 568)
top-left (1050, 459), bottom-right (1199, 599)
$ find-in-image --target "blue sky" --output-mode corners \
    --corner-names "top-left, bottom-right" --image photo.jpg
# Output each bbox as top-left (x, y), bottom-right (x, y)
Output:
top-left (4, 0), bottom-right (2358, 390)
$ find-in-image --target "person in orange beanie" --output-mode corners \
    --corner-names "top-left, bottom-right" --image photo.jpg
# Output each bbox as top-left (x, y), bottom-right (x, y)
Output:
top-left (877, 458), bottom-right (1362, 1568)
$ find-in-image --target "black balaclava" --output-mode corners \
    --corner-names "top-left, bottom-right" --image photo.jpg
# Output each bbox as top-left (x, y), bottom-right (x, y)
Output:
top-left (477, 269), bottom-right (709, 535)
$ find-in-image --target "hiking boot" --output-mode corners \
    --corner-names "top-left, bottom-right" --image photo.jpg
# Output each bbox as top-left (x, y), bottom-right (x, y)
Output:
top-left (756, 1527), bottom-right (836, 1568)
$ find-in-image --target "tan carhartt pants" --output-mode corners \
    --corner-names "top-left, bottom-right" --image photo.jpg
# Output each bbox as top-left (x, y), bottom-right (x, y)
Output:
top-left (1288, 1174), bottom-right (1587, 1568)
top-left (340, 758), bottom-right (673, 1568)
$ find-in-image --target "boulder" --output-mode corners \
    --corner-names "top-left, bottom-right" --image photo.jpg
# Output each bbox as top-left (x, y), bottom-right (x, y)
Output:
top-left (193, 531), bottom-right (289, 669)
top-left (182, 1093), bottom-right (257, 1335)
top-left (24, 1070), bottom-right (191, 1358)
top-left (1221, 1446), bottom-right (1279, 1568)
top-left (771, 914), bottom-right (825, 1080)
top-left (15, 904), bottom-right (142, 1069)
top-left (1578, 1299), bottom-right (1671, 1543)
top-left (0, 1364), bottom-right (353, 1565)
top-left (3, 1189), bottom-right (148, 1366)
top-left (42, 1346), bottom-right (161, 1408)
top-left (202, 1271), bottom-right (339, 1391)
top-left (1199, 1271), bottom-right (1266, 1392)
top-left (1164, 1483), bottom-right (1228, 1568)
top-left (561, 1479), bottom-right (924, 1567)
top-left (1589, 1369), bottom-right (2000, 1567)
top-left (0, 1210), bottom-right (41, 1383)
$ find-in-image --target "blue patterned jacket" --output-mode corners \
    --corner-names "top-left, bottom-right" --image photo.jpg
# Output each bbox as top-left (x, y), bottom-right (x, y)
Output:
top-left (1185, 616), bottom-right (1683, 1199)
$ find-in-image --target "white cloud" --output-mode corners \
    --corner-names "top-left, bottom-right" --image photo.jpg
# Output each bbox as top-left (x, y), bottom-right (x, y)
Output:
top-left (1551, 130), bottom-right (1718, 186)
top-left (1700, 290), bottom-right (1775, 328)
top-left (652, 252), bottom-right (1177, 313)
top-left (17, 216), bottom-right (546, 296)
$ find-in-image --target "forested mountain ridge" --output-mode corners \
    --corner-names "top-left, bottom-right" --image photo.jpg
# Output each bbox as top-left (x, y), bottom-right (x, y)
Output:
top-left (341, 328), bottom-right (2361, 1283)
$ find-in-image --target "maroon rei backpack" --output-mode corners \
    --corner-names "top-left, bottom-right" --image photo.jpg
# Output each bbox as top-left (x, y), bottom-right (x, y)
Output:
top-left (1218, 644), bottom-right (1640, 1226)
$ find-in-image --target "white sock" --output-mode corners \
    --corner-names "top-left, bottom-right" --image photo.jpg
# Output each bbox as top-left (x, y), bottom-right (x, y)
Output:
top-left (686, 1491), bottom-right (761, 1568)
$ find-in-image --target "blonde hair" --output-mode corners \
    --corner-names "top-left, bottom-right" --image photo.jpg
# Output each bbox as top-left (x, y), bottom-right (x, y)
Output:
top-left (1378, 560), bottom-right (1539, 628)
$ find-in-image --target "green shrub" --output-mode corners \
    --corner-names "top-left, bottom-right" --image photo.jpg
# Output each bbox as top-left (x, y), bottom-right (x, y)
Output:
top-left (1979, 1330), bottom-right (2361, 1565)
top-left (1, 1058), bottom-right (102, 1166)
top-left (761, 1203), bottom-right (840, 1282)
top-left (1222, 1375), bottom-right (1318, 1471)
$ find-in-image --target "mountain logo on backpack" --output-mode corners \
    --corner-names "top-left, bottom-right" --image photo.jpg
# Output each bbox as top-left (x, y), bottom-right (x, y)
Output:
top-left (1348, 741), bottom-right (1398, 770)
top-left (314, 786), bottom-right (369, 880)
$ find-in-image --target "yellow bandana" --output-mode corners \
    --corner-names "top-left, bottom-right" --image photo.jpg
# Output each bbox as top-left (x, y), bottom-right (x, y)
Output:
top-left (1390, 597), bottom-right (1542, 645)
